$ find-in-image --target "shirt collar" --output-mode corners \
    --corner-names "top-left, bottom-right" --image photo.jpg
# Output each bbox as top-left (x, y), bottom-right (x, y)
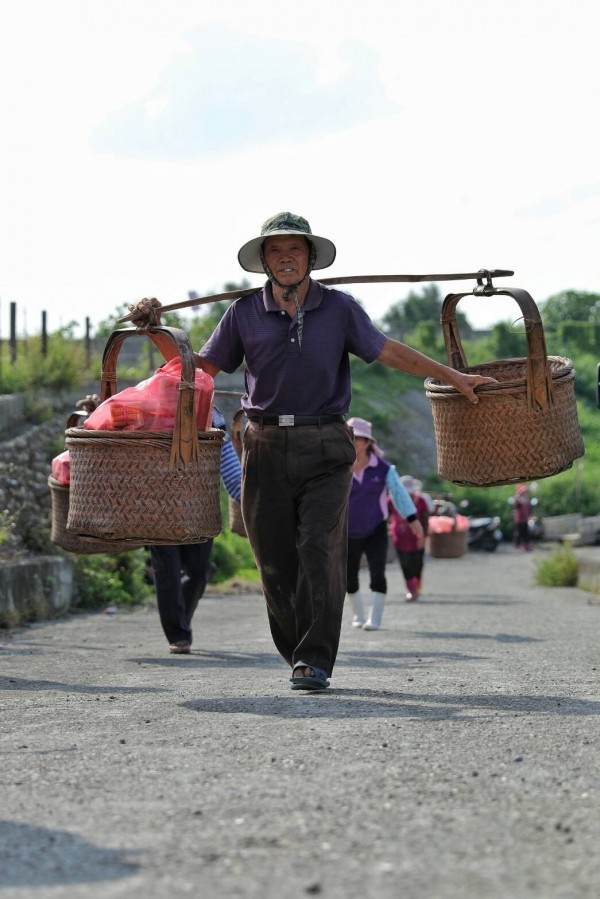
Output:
top-left (262, 279), bottom-right (323, 313)
top-left (352, 452), bottom-right (380, 483)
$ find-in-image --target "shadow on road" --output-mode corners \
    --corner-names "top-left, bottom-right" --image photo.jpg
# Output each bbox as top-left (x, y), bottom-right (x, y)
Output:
top-left (0, 821), bottom-right (140, 888)
top-left (181, 690), bottom-right (600, 720)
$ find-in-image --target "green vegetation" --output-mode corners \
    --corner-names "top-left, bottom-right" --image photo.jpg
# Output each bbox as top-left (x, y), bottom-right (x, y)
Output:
top-left (534, 543), bottom-right (579, 587)
top-left (0, 510), bottom-right (17, 548)
top-left (72, 550), bottom-right (153, 610)
top-left (211, 529), bottom-right (260, 586)
top-left (0, 327), bottom-right (94, 395)
top-left (70, 528), bottom-right (258, 613)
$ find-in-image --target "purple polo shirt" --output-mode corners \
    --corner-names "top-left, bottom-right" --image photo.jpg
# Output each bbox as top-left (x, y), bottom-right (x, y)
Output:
top-left (199, 280), bottom-right (387, 417)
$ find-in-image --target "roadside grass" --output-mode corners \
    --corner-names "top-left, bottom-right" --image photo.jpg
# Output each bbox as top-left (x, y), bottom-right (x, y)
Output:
top-left (534, 542), bottom-right (579, 587)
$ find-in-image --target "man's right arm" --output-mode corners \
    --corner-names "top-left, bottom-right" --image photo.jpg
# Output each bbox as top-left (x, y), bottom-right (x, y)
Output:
top-left (194, 354), bottom-right (220, 377)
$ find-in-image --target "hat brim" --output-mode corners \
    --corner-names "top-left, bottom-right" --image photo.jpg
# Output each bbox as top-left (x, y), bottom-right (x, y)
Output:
top-left (238, 231), bottom-right (337, 273)
top-left (401, 478), bottom-right (420, 493)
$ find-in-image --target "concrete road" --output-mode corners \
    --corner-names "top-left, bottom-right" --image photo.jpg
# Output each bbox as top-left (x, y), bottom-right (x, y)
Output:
top-left (1, 545), bottom-right (600, 899)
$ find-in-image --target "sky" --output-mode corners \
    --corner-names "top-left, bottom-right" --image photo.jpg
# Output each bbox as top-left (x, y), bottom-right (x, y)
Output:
top-left (1, 0), bottom-right (599, 340)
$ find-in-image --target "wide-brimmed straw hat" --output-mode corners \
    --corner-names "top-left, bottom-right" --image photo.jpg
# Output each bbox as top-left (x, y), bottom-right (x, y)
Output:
top-left (347, 417), bottom-right (383, 457)
top-left (237, 211), bottom-right (337, 273)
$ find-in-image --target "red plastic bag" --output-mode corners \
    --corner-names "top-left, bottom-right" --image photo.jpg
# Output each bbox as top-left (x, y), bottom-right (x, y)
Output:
top-left (83, 359), bottom-right (214, 432)
top-left (51, 450), bottom-right (71, 485)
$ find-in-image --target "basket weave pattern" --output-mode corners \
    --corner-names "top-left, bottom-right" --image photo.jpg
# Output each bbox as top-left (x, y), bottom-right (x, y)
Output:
top-left (65, 428), bottom-right (223, 545)
top-left (49, 476), bottom-right (137, 554)
top-left (425, 287), bottom-right (584, 487)
top-left (428, 358), bottom-right (583, 486)
top-left (427, 530), bottom-right (468, 558)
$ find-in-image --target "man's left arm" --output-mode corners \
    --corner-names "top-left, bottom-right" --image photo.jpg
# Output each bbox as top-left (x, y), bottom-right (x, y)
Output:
top-left (377, 338), bottom-right (496, 405)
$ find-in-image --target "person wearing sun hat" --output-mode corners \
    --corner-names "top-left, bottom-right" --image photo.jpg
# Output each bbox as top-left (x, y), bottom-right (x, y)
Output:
top-left (130, 211), bottom-right (496, 692)
top-left (513, 483), bottom-right (532, 551)
top-left (346, 417), bottom-right (423, 629)
top-left (389, 474), bottom-right (431, 601)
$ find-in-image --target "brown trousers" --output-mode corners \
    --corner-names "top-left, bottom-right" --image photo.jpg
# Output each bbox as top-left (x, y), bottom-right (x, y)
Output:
top-left (241, 420), bottom-right (355, 676)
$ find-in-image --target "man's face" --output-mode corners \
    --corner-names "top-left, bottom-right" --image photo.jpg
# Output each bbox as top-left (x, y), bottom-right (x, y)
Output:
top-left (262, 235), bottom-right (310, 286)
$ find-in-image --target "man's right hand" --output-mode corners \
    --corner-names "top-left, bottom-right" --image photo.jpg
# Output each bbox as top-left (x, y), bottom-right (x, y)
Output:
top-left (123, 297), bottom-right (163, 328)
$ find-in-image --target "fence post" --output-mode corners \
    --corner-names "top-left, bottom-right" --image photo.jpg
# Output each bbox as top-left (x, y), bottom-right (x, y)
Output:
top-left (10, 302), bottom-right (16, 364)
top-left (85, 317), bottom-right (91, 368)
top-left (41, 311), bottom-right (48, 357)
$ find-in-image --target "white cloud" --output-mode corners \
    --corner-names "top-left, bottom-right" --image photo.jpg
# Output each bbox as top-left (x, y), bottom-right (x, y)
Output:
top-left (91, 26), bottom-right (395, 161)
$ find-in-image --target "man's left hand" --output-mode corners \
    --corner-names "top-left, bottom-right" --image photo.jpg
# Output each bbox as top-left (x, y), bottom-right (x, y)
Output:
top-left (451, 372), bottom-right (497, 405)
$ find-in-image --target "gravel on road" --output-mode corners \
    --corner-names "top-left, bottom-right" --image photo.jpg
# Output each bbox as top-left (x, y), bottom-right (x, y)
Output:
top-left (1, 545), bottom-right (600, 899)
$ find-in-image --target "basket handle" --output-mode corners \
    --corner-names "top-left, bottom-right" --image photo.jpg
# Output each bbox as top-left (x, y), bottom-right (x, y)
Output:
top-left (99, 326), bottom-right (202, 470)
top-left (440, 286), bottom-right (554, 412)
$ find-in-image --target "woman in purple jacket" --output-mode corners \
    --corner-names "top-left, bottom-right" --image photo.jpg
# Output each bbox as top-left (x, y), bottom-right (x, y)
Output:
top-left (346, 418), bottom-right (423, 630)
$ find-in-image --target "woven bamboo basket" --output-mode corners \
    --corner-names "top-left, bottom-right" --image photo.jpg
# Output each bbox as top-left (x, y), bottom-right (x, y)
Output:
top-left (228, 497), bottom-right (247, 538)
top-left (65, 326), bottom-right (223, 546)
top-left (48, 476), bottom-right (137, 554)
top-left (427, 530), bottom-right (468, 559)
top-left (425, 286), bottom-right (584, 487)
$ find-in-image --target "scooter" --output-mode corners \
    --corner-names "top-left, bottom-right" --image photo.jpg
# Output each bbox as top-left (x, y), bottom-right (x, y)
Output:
top-left (467, 515), bottom-right (504, 551)
top-left (455, 499), bottom-right (504, 551)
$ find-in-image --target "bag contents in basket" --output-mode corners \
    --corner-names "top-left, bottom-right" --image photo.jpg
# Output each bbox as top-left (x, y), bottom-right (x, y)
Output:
top-left (51, 450), bottom-right (71, 485)
top-left (83, 359), bottom-right (214, 432)
top-left (428, 513), bottom-right (469, 534)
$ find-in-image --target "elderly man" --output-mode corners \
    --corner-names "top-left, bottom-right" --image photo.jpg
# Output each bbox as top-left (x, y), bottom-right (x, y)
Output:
top-left (134, 212), bottom-right (494, 691)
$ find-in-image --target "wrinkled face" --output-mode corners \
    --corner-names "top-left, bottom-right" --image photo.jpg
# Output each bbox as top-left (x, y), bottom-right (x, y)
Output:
top-left (262, 235), bottom-right (310, 286)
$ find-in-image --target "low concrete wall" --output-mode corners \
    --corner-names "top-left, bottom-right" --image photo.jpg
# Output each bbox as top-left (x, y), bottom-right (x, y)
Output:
top-left (0, 556), bottom-right (74, 627)
top-left (542, 514), bottom-right (600, 546)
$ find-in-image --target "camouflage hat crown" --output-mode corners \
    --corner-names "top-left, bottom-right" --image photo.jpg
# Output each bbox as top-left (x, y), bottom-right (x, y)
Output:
top-left (237, 211), bottom-right (336, 273)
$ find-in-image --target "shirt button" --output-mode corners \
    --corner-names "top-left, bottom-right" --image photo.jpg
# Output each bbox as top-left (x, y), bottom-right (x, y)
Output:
top-left (290, 338), bottom-right (296, 342)
top-left (281, 311), bottom-right (285, 315)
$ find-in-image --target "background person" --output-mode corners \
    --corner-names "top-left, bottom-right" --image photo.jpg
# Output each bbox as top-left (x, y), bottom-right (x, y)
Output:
top-left (389, 475), bottom-right (430, 601)
top-left (149, 407), bottom-right (242, 654)
top-left (346, 418), bottom-right (423, 630)
top-left (131, 210), bottom-right (495, 690)
top-left (513, 484), bottom-right (532, 552)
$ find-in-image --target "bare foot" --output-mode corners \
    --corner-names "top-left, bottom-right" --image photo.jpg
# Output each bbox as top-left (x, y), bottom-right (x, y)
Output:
top-left (292, 666), bottom-right (314, 678)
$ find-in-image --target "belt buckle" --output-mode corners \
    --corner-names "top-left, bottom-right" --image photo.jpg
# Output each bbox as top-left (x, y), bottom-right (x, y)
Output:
top-left (278, 415), bottom-right (295, 427)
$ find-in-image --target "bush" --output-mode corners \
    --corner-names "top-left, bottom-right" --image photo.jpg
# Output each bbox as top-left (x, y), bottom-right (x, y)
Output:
top-left (0, 333), bottom-right (95, 395)
top-left (211, 530), bottom-right (258, 584)
top-left (72, 549), bottom-right (153, 609)
top-left (534, 544), bottom-right (578, 587)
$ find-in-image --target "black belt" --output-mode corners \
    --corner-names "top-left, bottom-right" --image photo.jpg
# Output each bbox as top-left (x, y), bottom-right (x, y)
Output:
top-left (248, 414), bottom-right (346, 427)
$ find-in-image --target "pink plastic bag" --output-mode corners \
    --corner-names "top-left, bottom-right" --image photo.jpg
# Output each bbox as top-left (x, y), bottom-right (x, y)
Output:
top-left (455, 513), bottom-right (470, 532)
top-left (83, 359), bottom-right (214, 432)
top-left (51, 450), bottom-right (71, 485)
top-left (428, 515), bottom-right (456, 534)
top-left (428, 513), bottom-right (470, 533)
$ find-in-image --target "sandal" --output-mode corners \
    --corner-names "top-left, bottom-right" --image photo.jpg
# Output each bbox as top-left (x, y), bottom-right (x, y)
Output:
top-left (290, 662), bottom-right (330, 691)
